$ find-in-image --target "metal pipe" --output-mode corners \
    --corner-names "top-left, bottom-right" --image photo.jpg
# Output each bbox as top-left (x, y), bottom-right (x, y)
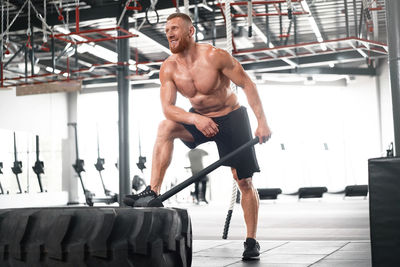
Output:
top-left (358, 2), bottom-right (363, 38)
top-left (51, 36), bottom-right (55, 75)
top-left (265, 4), bottom-right (270, 47)
top-left (217, 1), bottom-right (302, 6)
top-left (2, 62), bottom-right (124, 83)
top-left (279, 3), bottom-right (282, 44)
top-left (194, 0), bottom-right (199, 42)
top-left (294, 16), bottom-right (297, 55)
top-left (4, 45), bottom-right (25, 68)
top-left (284, 19), bottom-right (292, 45)
top-left (31, 26), bottom-right (34, 76)
top-left (24, 46), bottom-right (28, 83)
top-left (66, 56), bottom-right (70, 81)
top-left (0, 64), bottom-right (2, 90)
top-left (75, 5), bottom-right (80, 32)
top-left (344, 0), bottom-right (349, 37)
top-left (75, 44), bottom-right (78, 78)
top-left (230, 36), bottom-right (387, 54)
top-left (248, 0), bottom-right (253, 37)
top-left (212, 1), bottom-right (216, 46)
top-left (385, 0), bottom-right (400, 156)
top-left (232, 11), bottom-right (307, 17)
top-left (52, 27), bottom-right (138, 44)
top-left (117, 9), bottom-right (131, 205)
top-left (353, 0), bottom-right (358, 37)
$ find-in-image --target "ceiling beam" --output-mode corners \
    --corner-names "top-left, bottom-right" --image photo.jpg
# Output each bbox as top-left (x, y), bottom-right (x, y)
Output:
top-left (9, 2), bottom-right (122, 32)
top-left (273, 66), bottom-right (376, 76)
top-left (242, 50), bottom-right (380, 75)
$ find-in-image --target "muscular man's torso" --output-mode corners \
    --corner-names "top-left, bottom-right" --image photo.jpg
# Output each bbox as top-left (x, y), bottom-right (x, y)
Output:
top-left (165, 44), bottom-right (239, 117)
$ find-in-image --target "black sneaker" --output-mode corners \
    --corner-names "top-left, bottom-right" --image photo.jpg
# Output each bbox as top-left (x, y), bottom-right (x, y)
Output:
top-left (123, 186), bottom-right (159, 207)
top-left (242, 238), bottom-right (260, 261)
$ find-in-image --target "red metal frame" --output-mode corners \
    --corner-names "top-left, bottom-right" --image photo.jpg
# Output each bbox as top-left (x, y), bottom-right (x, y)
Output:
top-left (0, 62), bottom-right (131, 88)
top-left (221, 0), bottom-right (302, 5)
top-left (3, 77), bottom-right (86, 88)
top-left (232, 37), bottom-right (387, 67)
top-left (76, 6), bottom-right (80, 32)
top-left (217, 0), bottom-right (308, 17)
top-left (368, 7), bottom-right (382, 11)
top-left (232, 37), bottom-right (387, 55)
top-left (1, 62), bottom-right (3, 87)
top-left (217, 0), bottom-right (308, 53)
top-left (52, 27), bottom-right (138, 45)
top-left (52, 3), bottom-right (138, 45)
top-left (125, 0), bottom-right (142, 11)
top-left (231, 11), bottom-right (307, 17)
top-left (367, 0), bottom-right (383, 11)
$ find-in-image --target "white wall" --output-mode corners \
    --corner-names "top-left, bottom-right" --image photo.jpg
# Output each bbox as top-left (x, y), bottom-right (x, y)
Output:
top-left (0, 88), bottom-right (68, 202)
top-left (76, 92), bottom-right (120, 196)
top-left (248, 75), bottom-right (381, 194)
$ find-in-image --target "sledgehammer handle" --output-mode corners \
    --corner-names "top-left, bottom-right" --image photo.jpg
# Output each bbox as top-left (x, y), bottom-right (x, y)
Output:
top-left (158, 137), bottom-right (259, 202)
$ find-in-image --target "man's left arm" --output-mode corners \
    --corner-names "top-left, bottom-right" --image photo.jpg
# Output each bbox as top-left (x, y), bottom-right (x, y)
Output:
top-left (217, 49), bottom-right (272, 143)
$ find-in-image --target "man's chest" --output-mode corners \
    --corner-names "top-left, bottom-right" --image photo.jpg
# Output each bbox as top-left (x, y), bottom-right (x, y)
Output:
top-left (173, 63), bottom-right (221, 96)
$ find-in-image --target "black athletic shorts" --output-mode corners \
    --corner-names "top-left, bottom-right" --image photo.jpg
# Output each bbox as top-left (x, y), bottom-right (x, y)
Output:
top-left (181, 106), bottom-right (260, 179)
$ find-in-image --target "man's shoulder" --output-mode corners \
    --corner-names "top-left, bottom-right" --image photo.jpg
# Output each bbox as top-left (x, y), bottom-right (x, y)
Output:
top-left (197, 43), bottom-right (214, 50)
top-left (198, 43), bottom-right (223, 56)
top-left (163, 55), bottom-right (178, 66)
top-left (198, 44), bottom-right (229, 63)
top-left (161, 56), bottom-right (178, 73)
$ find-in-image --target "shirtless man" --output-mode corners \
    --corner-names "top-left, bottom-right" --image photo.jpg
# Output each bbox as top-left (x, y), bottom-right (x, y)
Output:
top-left (124, 13), bottom-right (272, 260)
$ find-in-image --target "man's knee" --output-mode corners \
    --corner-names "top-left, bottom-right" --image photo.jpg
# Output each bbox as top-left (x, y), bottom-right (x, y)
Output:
top-left (237, 178), bottom-right (254, 193)
top-left (231, 169), bottom-right (253, 190)
top-left (157, 119), bottom-right (193, 142)
top-left (157, 120), bottom-right (179, 139)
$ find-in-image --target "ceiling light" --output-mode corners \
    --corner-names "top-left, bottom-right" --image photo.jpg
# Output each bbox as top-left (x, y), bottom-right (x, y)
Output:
top-left (282, 58), bottom-right (298, 67)
top-left (303, 2), bottom-right (327, 51)
top-left (17, 63), bottom-right (40, 74)
top-left (357, 49), bottom-right (368, 58)
top-left (45, 66), bottom-right (61, 74)
top-left (129, 59), bottom-right (150, 71)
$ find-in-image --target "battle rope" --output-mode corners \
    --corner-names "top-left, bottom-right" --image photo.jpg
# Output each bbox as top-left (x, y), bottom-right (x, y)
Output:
top-left (222, 0), bottom-right (238, 240)
top-left (184, 0), bottom-right (189, 15)
top-left (223, 177), bottom-right (238, 239)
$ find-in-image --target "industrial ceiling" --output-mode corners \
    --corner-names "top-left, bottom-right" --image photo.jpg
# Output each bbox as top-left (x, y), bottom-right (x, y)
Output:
top-left (0, 0), bottom-right (388, 90)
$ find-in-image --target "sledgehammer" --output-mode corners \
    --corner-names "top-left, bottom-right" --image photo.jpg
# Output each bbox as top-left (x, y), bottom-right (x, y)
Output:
top-left (144, 137), bottom-right (260, 207)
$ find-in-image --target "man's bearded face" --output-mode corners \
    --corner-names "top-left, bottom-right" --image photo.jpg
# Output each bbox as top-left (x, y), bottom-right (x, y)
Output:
top-left (166, 18), bottom-right (192, 54)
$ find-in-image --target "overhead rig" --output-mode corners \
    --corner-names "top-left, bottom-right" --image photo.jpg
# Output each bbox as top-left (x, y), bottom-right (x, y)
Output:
top-left (0, 0), bottom-right (141, 90)
top-left (0, 0), bottom-right (390, 89)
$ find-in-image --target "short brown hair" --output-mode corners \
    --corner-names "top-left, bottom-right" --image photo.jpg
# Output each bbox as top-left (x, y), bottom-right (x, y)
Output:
top-left (167, 13), bottom-right (193, 25)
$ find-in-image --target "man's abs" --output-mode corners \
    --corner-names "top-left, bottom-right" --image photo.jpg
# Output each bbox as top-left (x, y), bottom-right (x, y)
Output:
top-left (189, 92), bottom-right (240, 117)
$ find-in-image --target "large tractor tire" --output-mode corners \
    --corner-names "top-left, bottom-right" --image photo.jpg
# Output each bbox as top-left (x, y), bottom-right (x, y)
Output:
top-left (0, 207), bottom-right (192, 267)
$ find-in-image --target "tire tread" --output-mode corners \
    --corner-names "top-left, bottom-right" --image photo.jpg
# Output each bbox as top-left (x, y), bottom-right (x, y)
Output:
top-left (0, 207), bottom-right (192, 267)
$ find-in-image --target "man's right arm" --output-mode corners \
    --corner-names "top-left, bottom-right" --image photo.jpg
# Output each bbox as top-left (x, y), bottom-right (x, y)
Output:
top-left (160, 61), bottom-right (194, 124)
top-left (160, 61), bottom-right (219, 138)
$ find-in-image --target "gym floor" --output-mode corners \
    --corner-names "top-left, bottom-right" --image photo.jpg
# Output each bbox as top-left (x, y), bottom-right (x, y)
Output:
top-left (166, 194), bottom-right (371, 266)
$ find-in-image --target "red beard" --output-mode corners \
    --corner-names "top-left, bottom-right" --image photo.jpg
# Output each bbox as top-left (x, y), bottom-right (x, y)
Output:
top-left (169, 37), bottom-right (189, 54)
